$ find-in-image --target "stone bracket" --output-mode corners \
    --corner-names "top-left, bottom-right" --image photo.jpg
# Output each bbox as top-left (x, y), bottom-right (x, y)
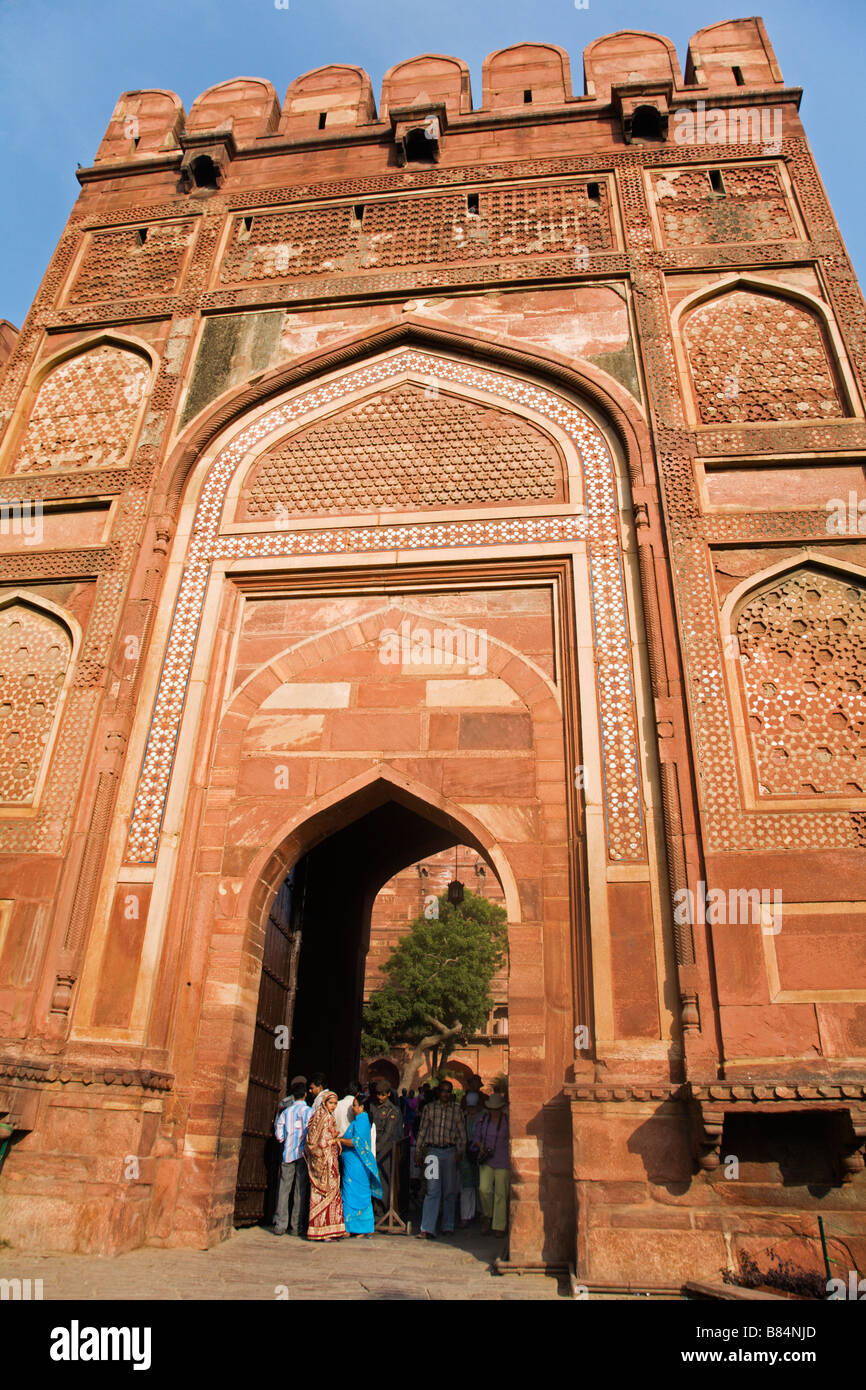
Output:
top-left (389, 103), bottom-right (448, 165)
top-left (178, 128), bottom-right (237, 191)
top-left (610, 82), bottom-right (672, 145)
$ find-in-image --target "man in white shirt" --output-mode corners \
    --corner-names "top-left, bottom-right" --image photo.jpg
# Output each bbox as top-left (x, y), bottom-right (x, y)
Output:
top-left (271, 1078), bottom-right (311, 1236)
top-left (334, 1085), bottom-right (357, 1136)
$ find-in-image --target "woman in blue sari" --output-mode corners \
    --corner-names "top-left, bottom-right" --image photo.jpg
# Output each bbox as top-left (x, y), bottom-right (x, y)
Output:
top-left (340, 1095), bottom-right (382, 1236)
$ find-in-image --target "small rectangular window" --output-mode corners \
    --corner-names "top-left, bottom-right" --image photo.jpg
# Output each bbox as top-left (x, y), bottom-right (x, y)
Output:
top-left (523, 89), bottom-right (532, 103)
top-left (238, 215), bottom-right (253, 241)
top-left (467, 192), bottom-right (479, 215)
top-left (587, 181), bottom-right (600, 204)
top-left (709, 169), bottom-right (725, 196)
top-left (318, 111), bottom-right (327, 130)
top-left (732, 65), bottom-right (745, 86)
top-left (135, 228), bottom-right (147, 246)
top-left (351, 203), bottom-right (364, 225)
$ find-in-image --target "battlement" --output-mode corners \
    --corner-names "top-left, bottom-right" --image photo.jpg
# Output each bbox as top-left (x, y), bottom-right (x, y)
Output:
top-left (87, 18), bottom-right (792, 175)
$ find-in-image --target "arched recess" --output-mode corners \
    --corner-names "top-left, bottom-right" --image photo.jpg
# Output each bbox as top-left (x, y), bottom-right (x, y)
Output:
top-left (365, 1057), bottom-right (400, 1089)
top-left (441, 1059), bottom-right (475, 1088)
top-left (89, 323), bottom-right (672, 1254)
top-left (720, 552), bottom-right (866, 802)
top-left (1, 333), bottom-right (156, 476)
top-left (225, 596), bottom-right (558, 751)
top-left (0, 590), bottom-right (81, 808)
top-left (672, 275), bottom-right (862, 428)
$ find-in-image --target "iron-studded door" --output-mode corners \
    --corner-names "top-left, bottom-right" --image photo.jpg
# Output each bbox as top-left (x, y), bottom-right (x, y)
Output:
top-left (233, 875), bottom-right (301, 1225)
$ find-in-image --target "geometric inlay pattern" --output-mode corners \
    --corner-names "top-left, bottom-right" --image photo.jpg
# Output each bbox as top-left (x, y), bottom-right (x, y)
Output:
top-left (737, 569), bottom-right (866, 796)
top-left (674, 539), bottom-right (864, 853)
top-left (220, 182), bottom-right (614, 284)
top-left (683, 290), bottom-right (845, 425)
top-left (11, 345), bottom-right (150, 474)
top-left (0, 601), bottom-right (71, 803)
top-left (68, 222), bottom-right (194, 304)
top-left (124, 351), bottom-right (644, 865)
top-left (241, 383), bottom-right (563, 517)
top-left (651, 165), bottom-right (797, 247)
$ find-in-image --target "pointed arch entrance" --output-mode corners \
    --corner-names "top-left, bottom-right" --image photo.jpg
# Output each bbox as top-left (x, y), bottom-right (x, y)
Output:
top-left (232, 773), bottom-right (514, 1226)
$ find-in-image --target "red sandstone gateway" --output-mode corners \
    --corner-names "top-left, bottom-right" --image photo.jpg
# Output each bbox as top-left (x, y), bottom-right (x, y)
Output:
top-left (0, 18), bottom-right (864, 1292)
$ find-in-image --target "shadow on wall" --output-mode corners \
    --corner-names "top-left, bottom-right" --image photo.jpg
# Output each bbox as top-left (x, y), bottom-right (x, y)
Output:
top-left (525, 1098), bottom-right (575, 1265)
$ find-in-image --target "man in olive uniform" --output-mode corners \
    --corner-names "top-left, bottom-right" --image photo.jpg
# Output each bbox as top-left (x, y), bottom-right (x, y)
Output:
top-left (370, 1080), bottom-right (403, 1218)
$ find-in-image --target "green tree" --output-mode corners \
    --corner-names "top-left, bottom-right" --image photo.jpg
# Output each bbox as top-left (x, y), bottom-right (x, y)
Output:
top-left (362, 888), bottom-right (507, 1090)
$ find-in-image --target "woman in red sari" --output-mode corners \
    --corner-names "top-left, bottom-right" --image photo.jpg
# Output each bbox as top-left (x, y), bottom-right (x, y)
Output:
top-left (304, 1091), bottom-right (345, 1240)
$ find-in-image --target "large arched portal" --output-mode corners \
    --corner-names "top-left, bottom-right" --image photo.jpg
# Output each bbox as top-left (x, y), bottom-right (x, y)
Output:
top-left (72, 335), bottom-right (669, 1268)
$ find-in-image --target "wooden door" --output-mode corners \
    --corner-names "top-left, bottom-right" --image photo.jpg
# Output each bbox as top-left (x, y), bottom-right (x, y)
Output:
top-left (233, 876), bottom-right (301, 1225)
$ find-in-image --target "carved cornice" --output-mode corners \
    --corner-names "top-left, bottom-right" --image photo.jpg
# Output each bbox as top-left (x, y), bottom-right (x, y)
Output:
top-left (0, 546), bottom-right (111, 583)
top-left (567, 1082), bottom-right (684, 1103)
top-left (688, 1080), bottom-right (866, 1106)
top-left (566, 1079), bottom-right (866, 1106)
top-left (0, 1056), bottom-right (173, 1093)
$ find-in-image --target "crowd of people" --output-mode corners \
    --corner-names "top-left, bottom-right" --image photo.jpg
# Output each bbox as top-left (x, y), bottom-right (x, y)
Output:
top-left (270, 1071), bottom-right (510, 1242)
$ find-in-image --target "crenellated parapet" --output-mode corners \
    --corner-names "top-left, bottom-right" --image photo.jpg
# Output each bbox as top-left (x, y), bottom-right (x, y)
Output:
top-left (86, 21), bottom-right (794, 178)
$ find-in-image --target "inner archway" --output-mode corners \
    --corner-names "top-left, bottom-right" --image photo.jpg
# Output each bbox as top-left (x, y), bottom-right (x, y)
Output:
top-left (288, 799), bottom-right (460, 1082)
top-left (233, 790), bottom-right (506, 1227)
top-left (363, 844), bottom-right (509, 1092)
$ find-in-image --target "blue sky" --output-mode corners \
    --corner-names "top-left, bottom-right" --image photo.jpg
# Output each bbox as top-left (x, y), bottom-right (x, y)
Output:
top-left (0, 0), bottom-right (863, 328)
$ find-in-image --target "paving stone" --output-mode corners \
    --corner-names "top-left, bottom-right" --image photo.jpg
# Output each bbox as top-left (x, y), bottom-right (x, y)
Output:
top-left (0, 1224), bottom-right (565, 1301)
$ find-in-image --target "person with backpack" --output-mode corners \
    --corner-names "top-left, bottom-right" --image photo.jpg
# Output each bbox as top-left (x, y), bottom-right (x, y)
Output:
top-left (473, 1093), bottom-right (509, 1236)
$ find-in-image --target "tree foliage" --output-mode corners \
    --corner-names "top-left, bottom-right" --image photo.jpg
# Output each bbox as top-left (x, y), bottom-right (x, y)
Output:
top-left (361, 888), bottom-right (507, 1086)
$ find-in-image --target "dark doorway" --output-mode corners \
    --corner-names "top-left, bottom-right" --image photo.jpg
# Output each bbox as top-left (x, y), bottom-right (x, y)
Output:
top-left (287, 800), bottom-right (459, 1084)
top-left (233, 789), bottom-right (483, 1225)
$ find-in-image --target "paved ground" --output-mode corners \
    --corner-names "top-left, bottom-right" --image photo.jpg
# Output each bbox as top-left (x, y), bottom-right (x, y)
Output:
top-left (2, 1223), bottom-right (568, 1301)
